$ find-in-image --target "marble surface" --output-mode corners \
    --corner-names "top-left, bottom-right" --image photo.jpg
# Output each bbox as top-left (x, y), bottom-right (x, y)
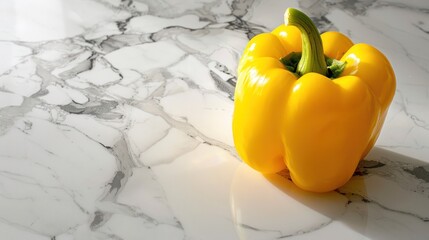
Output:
top-left (0, 0), bottom-right (428, 239)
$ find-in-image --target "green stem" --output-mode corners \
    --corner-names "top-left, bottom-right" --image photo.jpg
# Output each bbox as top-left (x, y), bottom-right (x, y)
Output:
top-left (285, 8), bottom-right (327, 76)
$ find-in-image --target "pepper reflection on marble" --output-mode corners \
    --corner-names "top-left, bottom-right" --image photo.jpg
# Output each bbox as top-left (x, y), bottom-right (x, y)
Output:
top-left (0, 0), bottom-right (428, 239)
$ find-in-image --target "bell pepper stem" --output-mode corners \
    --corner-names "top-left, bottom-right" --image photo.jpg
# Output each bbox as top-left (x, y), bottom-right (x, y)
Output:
top-left (285, 8), bottom-right (327, 76)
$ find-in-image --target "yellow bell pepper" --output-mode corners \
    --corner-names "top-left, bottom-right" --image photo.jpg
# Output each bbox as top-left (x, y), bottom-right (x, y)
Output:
top-left (232, 8), bottom-right (396, 192)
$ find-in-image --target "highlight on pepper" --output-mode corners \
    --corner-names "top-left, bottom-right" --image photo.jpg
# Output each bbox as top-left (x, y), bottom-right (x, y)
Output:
top-left (232, 8), bottom-right (396, 192)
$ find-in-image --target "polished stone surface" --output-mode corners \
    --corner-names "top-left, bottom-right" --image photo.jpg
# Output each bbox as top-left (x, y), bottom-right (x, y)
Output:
top-left (0, 0), bottom-right (428, 239)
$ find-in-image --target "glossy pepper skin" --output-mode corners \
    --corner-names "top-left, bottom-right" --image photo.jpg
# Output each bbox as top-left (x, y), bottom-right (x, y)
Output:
top-left (232, 9), bottom-right (396, 192)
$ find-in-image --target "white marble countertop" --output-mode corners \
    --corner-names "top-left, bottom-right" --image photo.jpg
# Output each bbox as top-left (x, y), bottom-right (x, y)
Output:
top-left (1, 0), bottom-right (428, 239)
